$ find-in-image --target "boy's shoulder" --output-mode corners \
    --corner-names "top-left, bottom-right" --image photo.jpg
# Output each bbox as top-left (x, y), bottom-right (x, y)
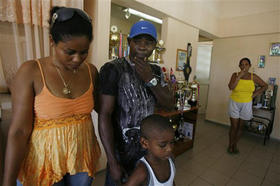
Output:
top-left (133, 161), bottom-right (149, 182)
top-left (125, 161), bottom-right (148, 186)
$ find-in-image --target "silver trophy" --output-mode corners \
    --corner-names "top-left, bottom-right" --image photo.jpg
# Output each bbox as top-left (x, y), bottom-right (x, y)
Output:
top-left (176, 81), bottom-right (192, 111)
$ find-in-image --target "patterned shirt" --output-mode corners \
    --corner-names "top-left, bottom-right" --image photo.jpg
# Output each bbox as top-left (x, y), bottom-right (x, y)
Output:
top-left (100, 57), bottom-right (166, 171)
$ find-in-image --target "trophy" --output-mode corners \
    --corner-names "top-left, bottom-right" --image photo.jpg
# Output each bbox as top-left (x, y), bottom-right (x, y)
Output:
top-left (176, 81), bottom-right (192, 111)
top-left (263, 87), bottom-right (273, 109)
top-left (109, 25), bottom-right (119, 59)
top-left (189, 77), bottom-right (199, 106)
top-left (155, 40), bottom-right (166, 63)
top-left (183, 85), bottom-right (192, 110)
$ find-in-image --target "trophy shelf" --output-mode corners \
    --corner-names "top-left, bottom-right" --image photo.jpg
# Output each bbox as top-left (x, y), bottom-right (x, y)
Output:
top-left (156, 107), bottom-right (198, 157)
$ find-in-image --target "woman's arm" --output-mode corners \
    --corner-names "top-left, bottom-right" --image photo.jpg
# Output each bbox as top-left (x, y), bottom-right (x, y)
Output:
top-left (253, 74), bottom-right (268, 98)
top-left (228, 71), bottom-right (245, 90)
top-left (3, 62), bottom-right (35, 186)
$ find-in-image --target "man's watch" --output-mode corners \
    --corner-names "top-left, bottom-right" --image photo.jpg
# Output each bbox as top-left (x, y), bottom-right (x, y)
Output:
top-left (145, 77), bottom-right (158, 87)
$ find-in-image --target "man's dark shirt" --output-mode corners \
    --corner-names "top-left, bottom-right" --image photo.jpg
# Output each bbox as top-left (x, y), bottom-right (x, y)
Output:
top-left (99, 57), bottom-right (166, 172)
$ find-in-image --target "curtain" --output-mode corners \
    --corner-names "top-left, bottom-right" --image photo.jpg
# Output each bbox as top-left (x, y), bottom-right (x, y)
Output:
top-left (0, 0), bottom-right (83, 90)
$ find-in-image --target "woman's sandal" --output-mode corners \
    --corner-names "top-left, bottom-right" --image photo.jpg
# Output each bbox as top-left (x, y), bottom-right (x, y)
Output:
top-left (227, 147), bottom-right (234, 154)
top-left (233, 148), bottom-right (240, 154)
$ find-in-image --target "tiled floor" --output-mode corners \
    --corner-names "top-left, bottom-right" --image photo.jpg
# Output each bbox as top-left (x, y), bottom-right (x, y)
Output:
top-left (1, 92), bottom-right (279, 186)
top-left (92, 115), bottom-right (280, 186)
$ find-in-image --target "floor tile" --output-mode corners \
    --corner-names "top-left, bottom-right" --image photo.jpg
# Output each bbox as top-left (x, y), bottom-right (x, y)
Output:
top-left (189, 177), bottom-right (213, 186)
top-left (175, 169), bottom-right (197, 186)
top-left (264, 168), bottom-right (280, 184)
top-left (200, 169), bottom-right (230, 186)
top-left (261, 177), bottom-right (280, 186)
top-left (226, 178), bottom-right (250, 186)
top-left (238, 161), bottom-right (268, 178)
top-left (92, 170), bottom-right (106, 186)
top-left (232, 169), bottom-right (263, 186)
top-left (267, 162), bottom-right (280, 174)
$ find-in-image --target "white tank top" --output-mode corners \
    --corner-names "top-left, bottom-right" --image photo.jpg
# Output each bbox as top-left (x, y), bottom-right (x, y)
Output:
top-left (140, 157), bottom-right (175, 186)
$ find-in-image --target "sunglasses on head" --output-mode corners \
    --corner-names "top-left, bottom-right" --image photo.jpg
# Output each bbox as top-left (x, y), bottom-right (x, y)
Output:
top-left (51, 7), bottom-right (92, 28)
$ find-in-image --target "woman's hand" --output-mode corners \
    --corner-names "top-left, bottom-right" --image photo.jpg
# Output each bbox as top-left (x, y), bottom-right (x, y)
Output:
top-left (237, 70), bottom-right (246, 78)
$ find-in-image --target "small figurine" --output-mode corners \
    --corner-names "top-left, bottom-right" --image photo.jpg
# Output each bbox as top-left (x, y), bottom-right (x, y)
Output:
top-left (183, 43), bottom-right (192, 82)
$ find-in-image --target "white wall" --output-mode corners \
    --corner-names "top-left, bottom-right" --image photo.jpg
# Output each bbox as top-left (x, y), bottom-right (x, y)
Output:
top-left (134, 0), bottom-right (219, 37)
top-left (218, 11), bottom-right (280, 38)
top-left (206, 33), bottom-right (280, 139)
top-left (161, 17), bottom-right (199, 80)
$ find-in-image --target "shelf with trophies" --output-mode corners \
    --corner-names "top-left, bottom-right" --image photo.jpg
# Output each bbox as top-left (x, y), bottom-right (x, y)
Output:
top-left (157, 43), bottom-right (200, 157)
top-left (109, 25), bottom-right (129, 60)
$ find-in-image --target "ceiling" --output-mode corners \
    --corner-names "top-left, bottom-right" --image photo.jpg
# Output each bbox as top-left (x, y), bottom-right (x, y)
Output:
top-left (185, 0), bottom-right (279, 20)
top-left (114, 0), bottom-right (280, 20)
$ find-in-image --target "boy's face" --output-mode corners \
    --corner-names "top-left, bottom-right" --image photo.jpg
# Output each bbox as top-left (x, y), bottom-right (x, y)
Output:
top-left (141, 129), bottom-right (175, 160)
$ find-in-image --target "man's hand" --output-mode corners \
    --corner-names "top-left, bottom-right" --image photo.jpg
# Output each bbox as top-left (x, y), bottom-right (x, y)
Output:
top-left (133, 57), bottom-right (153, 83)
top-left (109, 161), bottom-right (127, 186)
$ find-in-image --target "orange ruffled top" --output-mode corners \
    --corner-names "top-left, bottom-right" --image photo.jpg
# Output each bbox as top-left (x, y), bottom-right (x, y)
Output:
top-left (18, 60), bottom-right (101, 186)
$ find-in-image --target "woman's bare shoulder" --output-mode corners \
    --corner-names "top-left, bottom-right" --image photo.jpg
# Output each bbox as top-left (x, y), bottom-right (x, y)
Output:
top-left (19, 60), bottom-right (39, 73)
top-left (87, 63), bottom-right (98, 73)
top-left (230, 72), bottom-right (238, 78)
top-left (12, 60), bottom-right (40, 85)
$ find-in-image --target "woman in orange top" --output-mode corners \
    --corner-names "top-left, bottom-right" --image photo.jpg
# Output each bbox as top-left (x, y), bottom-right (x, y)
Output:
top-left (3, 7), bottom-right (101, 186)
top-left (228, 57), bottom-right (267, 154)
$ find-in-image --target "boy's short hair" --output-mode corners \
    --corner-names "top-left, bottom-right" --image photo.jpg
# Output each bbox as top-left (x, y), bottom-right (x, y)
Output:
top-left (140, 114), bottom-right (173, 139)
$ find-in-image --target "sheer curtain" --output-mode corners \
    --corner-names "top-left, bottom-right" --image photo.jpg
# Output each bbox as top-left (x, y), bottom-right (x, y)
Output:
top-left (0, 0), bottom-right (83, 90)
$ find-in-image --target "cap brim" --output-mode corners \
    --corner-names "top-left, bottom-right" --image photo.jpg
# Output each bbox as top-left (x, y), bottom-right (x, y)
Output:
top-left (128, 33), bottom-right (157, 41)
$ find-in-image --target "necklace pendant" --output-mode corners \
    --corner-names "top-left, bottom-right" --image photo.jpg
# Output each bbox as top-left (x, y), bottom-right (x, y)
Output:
top-left (63, 87), bottom-right (71, 95)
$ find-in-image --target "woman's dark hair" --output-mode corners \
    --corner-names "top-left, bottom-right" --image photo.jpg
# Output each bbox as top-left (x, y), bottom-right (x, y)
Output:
top-left (239, 57), bottom-right (251, 65)
top-left (49, 6), bottom-right (93, 44)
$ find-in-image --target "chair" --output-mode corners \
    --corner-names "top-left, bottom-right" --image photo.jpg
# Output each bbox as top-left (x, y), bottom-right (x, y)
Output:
top-left (245, 84), bottom-right (278, 145)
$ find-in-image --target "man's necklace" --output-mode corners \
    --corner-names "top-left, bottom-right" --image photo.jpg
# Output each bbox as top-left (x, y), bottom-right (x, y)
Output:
top-left (55, 66), bottom-right (77, 95)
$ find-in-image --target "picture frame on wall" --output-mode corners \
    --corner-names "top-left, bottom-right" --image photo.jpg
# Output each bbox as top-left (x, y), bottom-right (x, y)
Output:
top-left (269, 43), bottom-right (280, 56)
top-left (176, 49), bottom-right (187, 71)
top-left (258, 55), bottom-right (265, 68)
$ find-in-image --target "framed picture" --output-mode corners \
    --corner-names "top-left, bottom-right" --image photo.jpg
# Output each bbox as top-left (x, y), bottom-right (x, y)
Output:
top-left (270, 43), bottom-right (280, 56)
top-left (258, 55), bottom-right (265, 68)
top-left (176, 49), bottom-right (187, 71)
top-left (178, 121), bottom-right (193, 139)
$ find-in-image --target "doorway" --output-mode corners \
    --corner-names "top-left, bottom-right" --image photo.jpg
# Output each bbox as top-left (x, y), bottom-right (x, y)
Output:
top-left (195, 41), bottom-right (212, 114)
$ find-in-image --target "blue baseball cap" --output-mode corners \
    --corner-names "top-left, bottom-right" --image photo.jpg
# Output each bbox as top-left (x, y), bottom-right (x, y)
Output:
top-left (128, 20), bottom-right (157, 41)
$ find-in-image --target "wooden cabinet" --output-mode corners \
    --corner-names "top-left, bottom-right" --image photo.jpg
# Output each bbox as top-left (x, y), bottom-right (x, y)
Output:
top-left (156, 107), bottom-right (198, 157)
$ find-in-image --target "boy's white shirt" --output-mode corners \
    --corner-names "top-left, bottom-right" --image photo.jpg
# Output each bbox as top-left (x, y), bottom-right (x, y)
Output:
top-left (139, 157), bottom-right (175, 186)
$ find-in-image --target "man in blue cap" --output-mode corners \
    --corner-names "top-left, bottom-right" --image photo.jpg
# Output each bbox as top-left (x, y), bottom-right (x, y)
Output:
top-left (98, 20), bottom-right (173, 185)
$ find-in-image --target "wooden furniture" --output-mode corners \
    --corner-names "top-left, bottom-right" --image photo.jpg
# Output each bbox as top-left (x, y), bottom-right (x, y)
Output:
top-left (156, 107), bottom-right (198, 157)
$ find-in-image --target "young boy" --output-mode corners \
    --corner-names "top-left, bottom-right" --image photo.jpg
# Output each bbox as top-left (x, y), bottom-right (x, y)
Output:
top-left (124, 114), bottom-right (176, 186)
